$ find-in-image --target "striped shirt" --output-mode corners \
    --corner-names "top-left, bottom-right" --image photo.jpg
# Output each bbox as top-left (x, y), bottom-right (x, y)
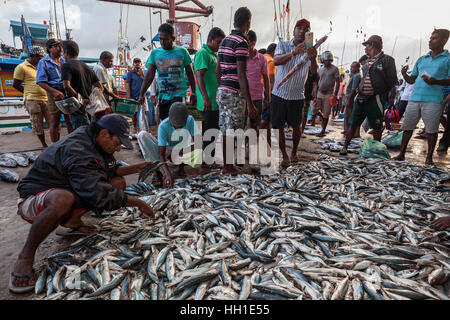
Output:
top-left (272, 39), bottom-right (311, 100)
top-left (361, 53), bottom-right (382, 96)
top-left (218, 30), bottom-right (249, 93)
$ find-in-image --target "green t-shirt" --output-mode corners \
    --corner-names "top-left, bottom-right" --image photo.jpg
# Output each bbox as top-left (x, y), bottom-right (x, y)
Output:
top-left (148, 46), bottom-right (192, 101)
top-left (194, 44), bottom-right (219, 111)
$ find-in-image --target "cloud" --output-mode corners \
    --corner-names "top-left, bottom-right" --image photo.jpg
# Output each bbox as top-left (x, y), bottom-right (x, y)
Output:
top-left (0, 0), bottom-right (447, 69)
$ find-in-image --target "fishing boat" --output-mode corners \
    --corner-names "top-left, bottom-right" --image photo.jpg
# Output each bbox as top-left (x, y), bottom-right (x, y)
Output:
top-left (0, 10), bottom-right (98, 133)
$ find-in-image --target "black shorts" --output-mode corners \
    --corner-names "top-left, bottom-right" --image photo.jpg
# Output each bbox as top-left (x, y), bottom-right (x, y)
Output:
top-left (270, 94), bottom-right (304, 128)
top-left (158, 97), bottom-right (184, 121)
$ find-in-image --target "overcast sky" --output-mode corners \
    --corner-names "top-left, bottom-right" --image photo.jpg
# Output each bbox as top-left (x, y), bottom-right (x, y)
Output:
top-left (0, 0), bottom-right (449, 71)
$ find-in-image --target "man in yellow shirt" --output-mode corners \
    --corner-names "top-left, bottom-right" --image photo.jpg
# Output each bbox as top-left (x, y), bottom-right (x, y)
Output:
top-left (13, 46), bottom-right (49, 148)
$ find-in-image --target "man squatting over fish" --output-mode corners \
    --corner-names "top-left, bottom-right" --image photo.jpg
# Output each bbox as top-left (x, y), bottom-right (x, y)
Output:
top-left (9, 115), bottom-right (159, 293)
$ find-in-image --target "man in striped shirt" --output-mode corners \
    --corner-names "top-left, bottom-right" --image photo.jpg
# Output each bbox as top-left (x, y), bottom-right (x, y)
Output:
top-left (271, 19), bottom-right (318, 168)
top-left (216, 7), bottom-right (256, 175)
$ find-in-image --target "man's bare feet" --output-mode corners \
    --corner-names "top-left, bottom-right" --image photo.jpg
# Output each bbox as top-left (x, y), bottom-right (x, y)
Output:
top-left (281, 158), bottom-right (290, 168)
top-left (339, 148), bottom-right (348, 156)
top-left (425, 158), bottom-right (434, 166)
top-left (393, 155), bottom-right (405, 161)
top-left (291, 153), bottom-right (299, 163)
top-left (222, 166), bottom-right (240, 176)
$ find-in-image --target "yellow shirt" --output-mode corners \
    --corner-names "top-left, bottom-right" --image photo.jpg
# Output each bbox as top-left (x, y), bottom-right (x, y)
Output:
top-left (13, 60), bottom-right (48, 101)
top-left (264, 53), bottom-right (277, 77)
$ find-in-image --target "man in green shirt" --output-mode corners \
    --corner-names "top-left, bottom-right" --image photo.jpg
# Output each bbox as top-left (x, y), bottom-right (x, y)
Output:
top-left (194, 27), bottom-right (226, 160)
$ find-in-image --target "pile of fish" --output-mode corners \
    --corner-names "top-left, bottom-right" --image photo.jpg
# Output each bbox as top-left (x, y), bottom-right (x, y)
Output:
top-left (0, 152), bottom-right (37, 168)
top-left (303, 126), bottom-right (333, 136)
top-left (0, 152), bottom-right (37, 183)
top-left (35, 156), bottom-right (450, 300)
top-left (313, 138), bottom-right (363, 154)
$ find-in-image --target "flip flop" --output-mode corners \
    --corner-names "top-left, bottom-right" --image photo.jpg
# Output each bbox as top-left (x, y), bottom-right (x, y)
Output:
top-left (9, 268), bottom-right (36, 294)
top-left (55, 225), bottom-right (97, 237)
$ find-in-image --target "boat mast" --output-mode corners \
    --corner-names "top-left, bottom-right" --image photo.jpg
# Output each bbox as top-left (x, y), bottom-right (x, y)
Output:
top-left (48, 0), bottom-right (55, 38)
top-left (61, 0), bottom-right (72, 40)
top-left (53, 0), bottom-right (61, 39)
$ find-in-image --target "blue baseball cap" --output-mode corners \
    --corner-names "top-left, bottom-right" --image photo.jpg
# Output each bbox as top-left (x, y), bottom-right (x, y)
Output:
top-left (96, 114), bottom-right (133, 150)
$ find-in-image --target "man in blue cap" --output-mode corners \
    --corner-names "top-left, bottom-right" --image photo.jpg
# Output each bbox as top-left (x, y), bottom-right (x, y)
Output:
top-left (10, 114), bottom-right (157, 294)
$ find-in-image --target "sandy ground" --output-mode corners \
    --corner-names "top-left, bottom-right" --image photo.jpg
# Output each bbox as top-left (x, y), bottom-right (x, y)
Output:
top-left (0, 119), bottom-right (448, 300)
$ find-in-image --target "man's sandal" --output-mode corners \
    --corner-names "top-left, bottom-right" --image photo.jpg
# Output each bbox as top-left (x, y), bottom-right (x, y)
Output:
top-left (9, 268), bottom-right (36, 294)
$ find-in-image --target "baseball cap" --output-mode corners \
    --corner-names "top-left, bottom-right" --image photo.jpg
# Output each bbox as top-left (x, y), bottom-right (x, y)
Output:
top-left (169, 102), bottom-right (188, 128)
top-left (29, 46), bottom-right (46, 57)
top-left (96, 114), bottom-right (133, 150)
top-left (295, 19), bottom-right (310, 30)
top-left (362, 35), bottom-right (383, 48)
top-left (46, 38), bottom-right (61, 48)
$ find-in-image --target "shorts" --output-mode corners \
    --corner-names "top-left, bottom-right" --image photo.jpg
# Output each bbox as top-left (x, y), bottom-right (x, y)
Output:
top-left (217, 89), bottom-right (246, 134)
top-left (270, 94), bottom-right (304, 128)
top-left (24, 100), bottom-right (50, 135)
top-left (46, 89), bottom-right (64, 114)
top-left (312, 92), bottom-right (332, 119)
top-left (349, 95), bottom-right (386, 131)
top-left (17, 189), bottom-right (85, 224)
top-left (245, 100), bottom-right (263, 128)
top-left (158, 97), bottom-right (185, 122)
top-left (397, 100), bottom-right (409, 120)
top-left (401, 101), bottom-right (444, 134)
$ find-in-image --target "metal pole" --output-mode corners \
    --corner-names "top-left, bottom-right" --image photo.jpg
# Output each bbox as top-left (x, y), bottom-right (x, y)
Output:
top-left (53, 0), bottom-right (60, 39)
top-left (168, 0), bottom-right (175, 21)
top-left (125, 4), bottom-right (129, 38)
top-left (392, 36), bottom-right (398, 56)
top-left (229, 7), bottom-right (232, 33)
top-left (149, 1), bottom-right (153, 42)
top-left (98, 0), bottom-right (213, 16)
top-left (340, 16), bottom-right (348, 68)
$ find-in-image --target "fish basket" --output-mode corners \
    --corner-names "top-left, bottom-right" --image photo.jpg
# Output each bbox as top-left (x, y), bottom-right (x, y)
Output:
top-left (112, 98), bottom-right (139, 116)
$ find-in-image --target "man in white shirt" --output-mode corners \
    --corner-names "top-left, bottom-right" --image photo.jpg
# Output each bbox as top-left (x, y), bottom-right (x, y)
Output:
top-left (93, 51), bottom-right (120, 103)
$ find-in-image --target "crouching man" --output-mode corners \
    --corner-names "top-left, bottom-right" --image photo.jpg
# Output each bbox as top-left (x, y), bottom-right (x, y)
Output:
top-left (10, 114), bottom-right (157, 294)
top-left (138, 102), bottom-right (201, 188)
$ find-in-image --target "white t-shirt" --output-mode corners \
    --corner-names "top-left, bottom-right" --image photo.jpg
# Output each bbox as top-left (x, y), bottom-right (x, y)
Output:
top-left (401, 82), bottom-right (415, 101)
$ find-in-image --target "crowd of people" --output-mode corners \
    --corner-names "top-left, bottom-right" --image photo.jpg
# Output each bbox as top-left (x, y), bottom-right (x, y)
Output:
top-left (8, 6), bottom-right (450, 293)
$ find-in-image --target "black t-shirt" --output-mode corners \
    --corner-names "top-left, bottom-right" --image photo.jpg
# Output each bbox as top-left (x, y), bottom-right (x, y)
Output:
top-left (62, 60), bottom-right (99, 99)
top-left (304, 71), bottom-right (319, 101)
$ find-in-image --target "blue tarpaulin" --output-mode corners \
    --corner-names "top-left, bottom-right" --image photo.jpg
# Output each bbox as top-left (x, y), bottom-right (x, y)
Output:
top-left (10, 20), bottom-right (49, 39)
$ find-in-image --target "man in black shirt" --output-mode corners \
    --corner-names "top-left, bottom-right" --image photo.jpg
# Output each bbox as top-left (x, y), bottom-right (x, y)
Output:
top-left (61, 40), bottom-right (103, 129)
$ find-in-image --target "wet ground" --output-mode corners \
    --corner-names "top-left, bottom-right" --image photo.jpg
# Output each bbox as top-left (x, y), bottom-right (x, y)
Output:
top-left (0, 119), bottom-right (448, 299)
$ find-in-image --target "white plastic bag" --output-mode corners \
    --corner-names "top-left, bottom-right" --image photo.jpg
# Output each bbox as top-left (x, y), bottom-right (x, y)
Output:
top-left (86, 87), bottom-right (110, 116)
